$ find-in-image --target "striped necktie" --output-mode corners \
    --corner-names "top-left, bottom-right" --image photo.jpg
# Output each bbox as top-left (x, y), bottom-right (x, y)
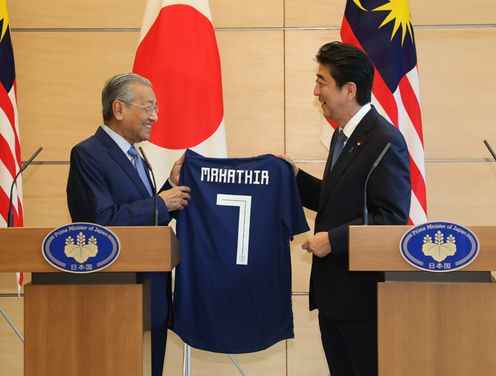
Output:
top-left (330, 130), bottom-right (348, 171)
top-left (128, 146), bottom-right (153, 196)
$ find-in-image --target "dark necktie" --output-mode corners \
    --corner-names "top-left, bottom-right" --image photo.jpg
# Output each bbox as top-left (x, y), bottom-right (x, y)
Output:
top-left (128, 146), bottom-right (153, 196)
top-left (330, 130), bottom-right (348, 171)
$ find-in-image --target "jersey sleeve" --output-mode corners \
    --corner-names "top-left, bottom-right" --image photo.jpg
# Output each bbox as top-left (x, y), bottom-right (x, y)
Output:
top-left (279, 159), bottom-right (310, 238)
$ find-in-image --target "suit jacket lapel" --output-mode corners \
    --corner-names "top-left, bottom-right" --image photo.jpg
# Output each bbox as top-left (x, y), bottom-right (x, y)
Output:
top-left (95, 127), bottom-right (151, 198)
top-left (319, 108), bottom-right (378, 210)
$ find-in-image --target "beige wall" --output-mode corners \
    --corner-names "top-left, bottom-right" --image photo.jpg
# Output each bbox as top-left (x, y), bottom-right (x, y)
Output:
top-left (1, 0), bottom-right (496, 374)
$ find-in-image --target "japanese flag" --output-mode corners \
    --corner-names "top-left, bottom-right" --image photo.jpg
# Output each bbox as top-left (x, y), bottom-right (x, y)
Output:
top-left (133, 0), bottom-right (227, 186)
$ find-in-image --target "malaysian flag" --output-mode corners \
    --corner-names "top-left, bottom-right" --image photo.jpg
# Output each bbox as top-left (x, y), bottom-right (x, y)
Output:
top-left (322, 0), bottom-right (427, 224)
top-left (0, 1), bottom-right (24, 290)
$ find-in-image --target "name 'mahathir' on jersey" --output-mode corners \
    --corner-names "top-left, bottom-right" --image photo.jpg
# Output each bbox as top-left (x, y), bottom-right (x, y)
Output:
top-left (171, 149), bottom-right (309, 353)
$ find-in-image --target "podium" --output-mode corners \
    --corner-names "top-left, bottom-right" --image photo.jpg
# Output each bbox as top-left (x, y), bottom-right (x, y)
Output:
top-left (0, 226), bottom-right (179, 376)
top-left (349, 225), bottom-right (496, 376)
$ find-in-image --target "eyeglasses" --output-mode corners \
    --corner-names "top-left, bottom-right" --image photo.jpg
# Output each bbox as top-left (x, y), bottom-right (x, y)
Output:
top-left (122, 101), bottom-right (159, 116)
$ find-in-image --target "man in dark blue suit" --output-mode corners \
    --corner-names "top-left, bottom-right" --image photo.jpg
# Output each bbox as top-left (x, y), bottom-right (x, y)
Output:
top-left (279, 42), bottom-right (411, 376)
top-left (66, 73), bottom-right (191, 375)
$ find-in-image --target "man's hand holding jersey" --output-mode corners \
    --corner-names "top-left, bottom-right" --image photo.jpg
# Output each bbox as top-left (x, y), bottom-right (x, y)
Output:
top-left (302, 232), bottom-right (332, 258)
top-left (158, 153), bottom-right (191, 211)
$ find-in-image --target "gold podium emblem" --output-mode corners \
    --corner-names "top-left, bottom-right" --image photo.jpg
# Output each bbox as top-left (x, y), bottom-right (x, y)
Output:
top-left (64, 232), bottom-right (99, 263)
top-left (422, 230), bottom-right (456, 262)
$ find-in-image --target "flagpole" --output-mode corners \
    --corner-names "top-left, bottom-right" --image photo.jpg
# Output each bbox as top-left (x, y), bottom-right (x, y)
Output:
top-left (227, 354), bottom-right (248, 376)
top-left (182, 343), bottom-right (191, 376)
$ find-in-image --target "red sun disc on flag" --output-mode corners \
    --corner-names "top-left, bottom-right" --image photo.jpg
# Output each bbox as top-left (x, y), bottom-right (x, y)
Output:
top-left (133, 4), bottom-right (224, 149)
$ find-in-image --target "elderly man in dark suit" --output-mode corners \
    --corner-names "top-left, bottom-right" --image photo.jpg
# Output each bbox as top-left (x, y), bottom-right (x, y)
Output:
top-left (66, 73), bottom-right (191, 376)
top-left (279, 42), bottom-right (411, 376)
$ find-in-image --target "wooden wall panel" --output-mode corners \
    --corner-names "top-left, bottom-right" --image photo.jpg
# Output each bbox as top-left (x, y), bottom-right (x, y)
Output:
top-left (217, 31), bottom-right (285, 157)
top-left (285, 0), bottom-right (496, 27)
top-left (411, 0), bottom-right (496, 25)
top-left (162, 331), bottom-right (183, 374)
top-left (211, 0), bottom-right (283, 27)
top-left (426, 162), bottom-right (496, 225)
top-left (292, 163), bottom-right (321, 292)
top-left (285, 0), bottom-right (343, 27)
top-left (22, 165), bottom-right (71, 227)
top-left (14, 0), bottom-right (496, 31)
top-left (0, 273), bottom-right (31, 294)
top-left (291, 216), bottom-right (313, 293)
top-left (417, 28), bottom-right (496, 159)
top-left (0, 297), bottom-right (23, 376)
top-left (12, 32), bottom-right (139, 161)
top-left (287, 295), bottom-right (328, 375)
top-left (9, 0), bottom-right (283, 29)
top-left (164, 331), bottom-right (286, 375)
top-left (0, 274), bottom-right (17, 294)
top-left (285, 29), bottom-right (340, 160)
top-left (9, 0), bottom-right (146, 28)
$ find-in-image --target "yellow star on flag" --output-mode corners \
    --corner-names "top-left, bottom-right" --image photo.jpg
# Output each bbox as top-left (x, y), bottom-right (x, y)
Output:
top-left (373, 0), bottom-right (414, 45)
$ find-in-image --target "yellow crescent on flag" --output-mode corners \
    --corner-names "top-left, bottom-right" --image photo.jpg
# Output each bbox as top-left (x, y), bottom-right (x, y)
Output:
top-left (353, 0), bottom-right (367, 11)
top-left (0, 1), bottom-right (10, 41)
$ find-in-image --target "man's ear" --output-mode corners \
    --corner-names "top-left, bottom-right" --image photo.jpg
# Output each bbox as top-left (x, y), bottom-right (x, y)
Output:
top-left (345, 81), bottom-right (358, 100)
top-left (113, 100), bottom-right (124, 121)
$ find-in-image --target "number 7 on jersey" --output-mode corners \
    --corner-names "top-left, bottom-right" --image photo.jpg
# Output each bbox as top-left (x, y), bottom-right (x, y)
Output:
top-left (216, 194), bottom-right (252, 265)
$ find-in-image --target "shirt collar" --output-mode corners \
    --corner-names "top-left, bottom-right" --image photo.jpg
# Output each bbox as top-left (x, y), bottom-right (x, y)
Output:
top-left (101, 124), bottom-right (134, 156)
top-left (341, 103), bottom-right (371, 140)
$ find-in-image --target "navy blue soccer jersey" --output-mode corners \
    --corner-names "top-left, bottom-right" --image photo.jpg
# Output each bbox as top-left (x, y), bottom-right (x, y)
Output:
top-left (171, 149), bottom-right (309, 353)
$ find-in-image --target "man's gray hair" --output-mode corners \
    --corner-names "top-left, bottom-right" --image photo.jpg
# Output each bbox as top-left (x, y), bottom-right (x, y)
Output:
top-left (101, 73), bottom-right (152, 122)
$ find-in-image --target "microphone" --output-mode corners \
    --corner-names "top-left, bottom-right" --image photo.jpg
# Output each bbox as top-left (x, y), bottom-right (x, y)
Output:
top-left (483, 140), bottom-right (496, 162)
top-left (363, 142), bottom-right (391, 225)
top-left (138, 146), bottom-right (158, 226)
top-left (8, 146), bottom-right (43, 227)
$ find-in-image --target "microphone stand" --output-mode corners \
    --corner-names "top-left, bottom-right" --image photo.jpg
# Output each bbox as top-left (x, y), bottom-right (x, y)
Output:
top-left (363, 142), bottom-right (391, 225)
top-left (483, 140), bottom-right (496, 162)
top-left (7, 146), bottom-right (43, 227)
